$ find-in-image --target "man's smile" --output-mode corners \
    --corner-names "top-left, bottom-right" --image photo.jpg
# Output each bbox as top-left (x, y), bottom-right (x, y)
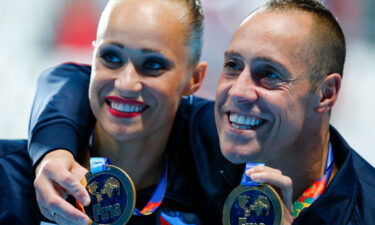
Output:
top-left (227, 112), bottom-right (265, 130)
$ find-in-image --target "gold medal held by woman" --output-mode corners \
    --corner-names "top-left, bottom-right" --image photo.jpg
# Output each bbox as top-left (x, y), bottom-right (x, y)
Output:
top-left (223, 163), bottom-right (283, 225)
top-left (83, 159), bottom-right (136, 225)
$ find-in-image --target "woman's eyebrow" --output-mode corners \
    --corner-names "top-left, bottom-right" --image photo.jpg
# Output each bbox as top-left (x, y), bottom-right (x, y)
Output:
top-left (224, 50), bottom-right (243, 60)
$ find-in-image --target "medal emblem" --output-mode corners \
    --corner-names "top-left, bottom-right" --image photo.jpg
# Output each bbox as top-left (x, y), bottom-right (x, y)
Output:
top-left (223, 184), bottom-right (283, 225)
top-left (84, 165), bottom-right (136, 225)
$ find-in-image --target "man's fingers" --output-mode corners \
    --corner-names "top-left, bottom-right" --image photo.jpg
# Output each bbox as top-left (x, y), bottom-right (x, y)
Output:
top-left (282, 204), bottom-right (294, 225)
top-left (246, 166), bottom-right (293, 210)
top-left (248, 171), bottom-right (293, 210)
top-left (246, 165), bottom-right (282, 175)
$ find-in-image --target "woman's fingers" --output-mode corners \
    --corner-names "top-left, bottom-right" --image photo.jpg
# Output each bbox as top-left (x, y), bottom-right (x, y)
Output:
top-left (34, 150), bottom-right (91, 224)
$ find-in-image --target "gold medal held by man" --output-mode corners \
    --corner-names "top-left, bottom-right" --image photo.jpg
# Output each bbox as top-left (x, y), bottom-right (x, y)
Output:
top-left (223, 163), bottom-right (283, 225)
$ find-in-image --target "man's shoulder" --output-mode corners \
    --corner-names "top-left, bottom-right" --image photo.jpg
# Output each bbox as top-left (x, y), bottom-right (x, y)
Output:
top-left (348, 151), bottom-right (375, 225)
top-left (352, 150), bottom-right (375, 179)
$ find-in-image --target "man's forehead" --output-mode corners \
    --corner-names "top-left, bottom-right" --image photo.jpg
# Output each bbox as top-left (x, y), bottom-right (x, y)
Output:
top-left (229, 10), bottom-right (313, 53)
top-left (238, 10), bottom-right (313, 38)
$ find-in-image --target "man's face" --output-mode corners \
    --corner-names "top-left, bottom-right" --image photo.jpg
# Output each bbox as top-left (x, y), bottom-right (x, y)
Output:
top-left (215, 10), bottom-right (322, 164)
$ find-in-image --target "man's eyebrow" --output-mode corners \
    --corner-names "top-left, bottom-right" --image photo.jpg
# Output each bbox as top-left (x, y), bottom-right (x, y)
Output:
top-left (251, 56), bottom-right (291, 75)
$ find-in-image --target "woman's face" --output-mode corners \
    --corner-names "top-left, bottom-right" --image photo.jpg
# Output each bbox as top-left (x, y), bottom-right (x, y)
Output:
top-left (89, 0), bottom-right (197, 140)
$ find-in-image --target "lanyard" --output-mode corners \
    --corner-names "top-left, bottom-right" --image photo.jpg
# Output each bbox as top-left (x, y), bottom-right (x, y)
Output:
top-left (239, 143), bottom-right (334, 219)
top-left (90, 157), bottom-right (168, 216)
top-left (291, 143), bottom-right (334, 218)
top-left (240, 162), bottom-right (265, 187)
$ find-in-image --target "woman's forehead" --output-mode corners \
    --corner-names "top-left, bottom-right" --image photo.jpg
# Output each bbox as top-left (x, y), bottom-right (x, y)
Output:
top-left (96, 0), bottom-right (188, 61)
top-left (100, 0), bottom-right (185, 32)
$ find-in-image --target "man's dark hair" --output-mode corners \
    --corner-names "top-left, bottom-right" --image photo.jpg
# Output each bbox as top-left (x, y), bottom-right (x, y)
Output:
top-left (263, 0), bottom-right (346, 90)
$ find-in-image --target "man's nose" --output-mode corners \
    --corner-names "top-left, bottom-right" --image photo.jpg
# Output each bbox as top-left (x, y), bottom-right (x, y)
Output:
top-left (228, 69), bottom-right (258, 103)
top-left (114, 63), bottom-right (142, 97)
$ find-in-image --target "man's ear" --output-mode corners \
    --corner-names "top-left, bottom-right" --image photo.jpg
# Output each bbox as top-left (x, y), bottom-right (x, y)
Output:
top-left (315, 73), bottom-right (342, 113)
top-left (183, 61), bottom-right (208, 96)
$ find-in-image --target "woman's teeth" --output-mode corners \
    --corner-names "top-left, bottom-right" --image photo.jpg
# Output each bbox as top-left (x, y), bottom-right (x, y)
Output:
top-left (111, 102), bottom-right (145, 113)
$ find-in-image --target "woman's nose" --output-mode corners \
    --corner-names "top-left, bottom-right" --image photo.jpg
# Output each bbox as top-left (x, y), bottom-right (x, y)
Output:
top-left (114, 63), bottom-right (142, 97)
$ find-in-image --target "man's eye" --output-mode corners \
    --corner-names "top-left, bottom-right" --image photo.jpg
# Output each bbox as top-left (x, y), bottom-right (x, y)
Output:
top-left (263, 70), bottom-right (280, 79)
top-left (143, 60), bottom-right (164, 70)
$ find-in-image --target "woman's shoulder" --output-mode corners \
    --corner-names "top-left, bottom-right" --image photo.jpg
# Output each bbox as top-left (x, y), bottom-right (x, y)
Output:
top-left (0, 139), bottom-right (43, 225)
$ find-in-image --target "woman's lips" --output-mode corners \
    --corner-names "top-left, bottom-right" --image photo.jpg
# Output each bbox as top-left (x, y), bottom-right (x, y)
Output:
top-left (105, 96), bottom-right (148, 118)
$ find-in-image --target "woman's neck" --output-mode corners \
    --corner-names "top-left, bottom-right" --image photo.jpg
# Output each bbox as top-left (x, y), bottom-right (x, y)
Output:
top-left (90, 123), bottom-right (171, 190)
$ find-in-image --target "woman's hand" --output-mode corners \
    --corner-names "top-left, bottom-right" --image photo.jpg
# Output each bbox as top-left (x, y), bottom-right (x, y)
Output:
top-left (246, 165), bottom-right (294, 225)
top-left (34, 150), bottom-right (91, 225)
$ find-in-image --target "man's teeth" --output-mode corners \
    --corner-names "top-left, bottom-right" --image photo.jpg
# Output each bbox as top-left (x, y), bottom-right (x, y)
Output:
top-left (111, 102), bottom-right (144, 113)
top-left (229, 113), bottom-right (262, 129)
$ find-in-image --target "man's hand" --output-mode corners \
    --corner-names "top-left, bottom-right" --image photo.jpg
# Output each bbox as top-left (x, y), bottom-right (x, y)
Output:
top-left (34, 150), bottom-right (91, 225)
top-left (246, 165), bottom-right (294, 225)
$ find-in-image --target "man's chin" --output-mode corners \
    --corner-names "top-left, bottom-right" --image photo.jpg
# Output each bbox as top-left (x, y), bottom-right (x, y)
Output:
top-left (221, 148), bottom-right (260, 164)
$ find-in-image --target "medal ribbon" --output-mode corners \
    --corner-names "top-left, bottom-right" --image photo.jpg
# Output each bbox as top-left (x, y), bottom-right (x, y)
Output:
top-left (90, 157), bottom-right (168, 216)
top-left (290, 143), bottom-right (334, 218)
top-left (241, 162), bottom-right (265, 187)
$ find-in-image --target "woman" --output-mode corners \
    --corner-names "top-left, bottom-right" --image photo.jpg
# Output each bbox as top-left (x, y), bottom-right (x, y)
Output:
top-left (5, 0), bottom-right (242, 224)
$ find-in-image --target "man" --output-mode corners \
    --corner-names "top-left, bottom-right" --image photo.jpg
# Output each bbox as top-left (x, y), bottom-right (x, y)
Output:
top-left (24, 0), bottom-right (375, 225)
top-left (215, 0), bottom-right (375, 224)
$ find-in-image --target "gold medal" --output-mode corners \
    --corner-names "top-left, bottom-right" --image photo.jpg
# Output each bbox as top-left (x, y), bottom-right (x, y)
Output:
top-left (84, 165), bottom-right (136, 225)
top-left (223, 184), bottom-right (283, 225)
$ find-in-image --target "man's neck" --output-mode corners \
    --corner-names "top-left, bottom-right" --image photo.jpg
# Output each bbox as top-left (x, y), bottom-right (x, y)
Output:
top-left (267, 129), bottom-right (331, 201)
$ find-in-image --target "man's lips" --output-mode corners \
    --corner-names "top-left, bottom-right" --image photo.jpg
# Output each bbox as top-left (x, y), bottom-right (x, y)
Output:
top-left (105, 96), bottom-right (148, 118)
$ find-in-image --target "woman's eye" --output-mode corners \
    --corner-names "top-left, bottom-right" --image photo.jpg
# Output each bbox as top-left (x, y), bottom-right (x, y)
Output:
top-left (143, 60), bottom-right (164, 70)
top-left (99, 47), bottom-right (124, 69)
top-left (224, 61), bottom-right (242, 71)
top-left (102, 53), bottom-right (122, 64)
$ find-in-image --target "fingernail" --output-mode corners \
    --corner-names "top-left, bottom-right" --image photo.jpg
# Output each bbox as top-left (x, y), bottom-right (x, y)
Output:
top-left (80, 217), bottom-right (90, 225)
top-left (246, 169), bottom-right (254, 176)
top-left (83, 196), bottom-right (91, 206)
top-left (251, 173), bottom-right (259, 180)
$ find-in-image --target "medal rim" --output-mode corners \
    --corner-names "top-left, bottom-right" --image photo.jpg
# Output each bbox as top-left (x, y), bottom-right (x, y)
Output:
top-left (85, 164), bottom-right (136, 225)
top-left (223, 184), bottom-right (284, 225)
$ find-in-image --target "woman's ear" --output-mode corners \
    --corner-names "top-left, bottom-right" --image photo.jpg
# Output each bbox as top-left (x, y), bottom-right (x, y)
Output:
top-left (315, 73), bottom-right (342, 113)
top-left (183, 61), bottom-right (208, 96)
